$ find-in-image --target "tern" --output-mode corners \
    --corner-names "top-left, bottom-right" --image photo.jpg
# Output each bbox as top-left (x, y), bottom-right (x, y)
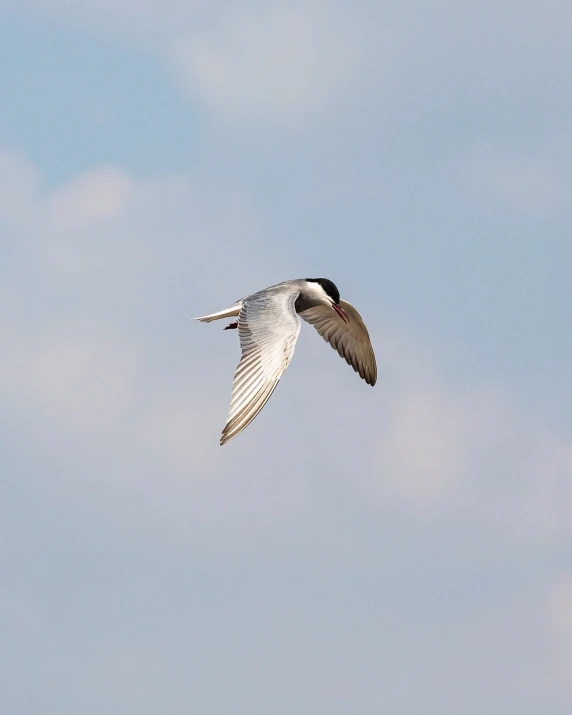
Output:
top-left (196, 278), bottom-right (376, 445)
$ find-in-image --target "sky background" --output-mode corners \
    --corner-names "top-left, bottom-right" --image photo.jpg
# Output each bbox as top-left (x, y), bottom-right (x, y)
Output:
top-left (1, 1), bottom-right (572, 713)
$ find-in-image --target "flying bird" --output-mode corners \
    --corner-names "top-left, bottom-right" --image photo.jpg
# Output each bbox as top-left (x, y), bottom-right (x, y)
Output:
top-left (196, 278), bottom-right (376, 445)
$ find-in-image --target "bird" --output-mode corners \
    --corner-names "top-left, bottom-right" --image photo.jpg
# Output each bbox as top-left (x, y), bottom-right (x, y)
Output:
top-left (195, 278), bottom-right (377, 445)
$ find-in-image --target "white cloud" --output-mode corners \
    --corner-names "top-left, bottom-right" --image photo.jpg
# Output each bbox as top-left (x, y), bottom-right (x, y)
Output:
top-left (360, 324), bottom-right (572, 545)
top-left (0, 149), bottom-right (571, 712)
top-left (8, 0), bottom-right (571, 145)
top-left (0, 149), bottom-right (279, 492)
top-left (377, 387), bottom-right (473, 506)
top-left (2, 333), bottom-right (139, 426)
top-left (48, 167), bottom-right (133, 233)
top-left (1, 150), bottom-right (571, 554)
top-left (172, 3), bottom-right (362, 127)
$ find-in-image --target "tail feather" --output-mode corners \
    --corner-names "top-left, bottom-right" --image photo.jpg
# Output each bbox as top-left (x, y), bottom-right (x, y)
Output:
top-left (194, 302), bottom-right (242, 323)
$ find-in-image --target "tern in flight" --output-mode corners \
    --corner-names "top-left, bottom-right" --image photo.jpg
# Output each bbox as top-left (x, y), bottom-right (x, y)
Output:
top-left (196, 278), bottom-right (376, 445)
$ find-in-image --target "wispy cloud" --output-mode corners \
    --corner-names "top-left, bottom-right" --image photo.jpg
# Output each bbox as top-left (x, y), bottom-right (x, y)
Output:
top-left (2, 151), bottom-right (571, 552)
top-left (48, 167), bottom-right (133, 232)
top-left (2, 0), bottom-right (572, 706)
top-left (172, 3), bottom-right (362, 128)
top-left (364, 325), bottom-right (572, 546)
top-left (0, 150), bottom-right (277, 489)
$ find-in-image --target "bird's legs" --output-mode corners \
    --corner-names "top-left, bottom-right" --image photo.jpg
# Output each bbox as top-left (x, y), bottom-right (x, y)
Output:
top-left (224, 321), bottom-right (238, 330)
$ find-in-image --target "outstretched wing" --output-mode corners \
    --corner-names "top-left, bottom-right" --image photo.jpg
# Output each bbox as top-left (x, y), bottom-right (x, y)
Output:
top-left (221, 288), bottom-right (301, 445)
top-left (299, 299), bottom-right (377, 386)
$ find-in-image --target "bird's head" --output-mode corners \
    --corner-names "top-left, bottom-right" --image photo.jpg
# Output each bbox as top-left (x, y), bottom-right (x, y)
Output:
top-left (305, 278), bottom-right (349, 322)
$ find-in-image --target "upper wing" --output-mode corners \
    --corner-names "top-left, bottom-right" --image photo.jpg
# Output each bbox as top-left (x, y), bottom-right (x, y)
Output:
top-left (220, 288), bottom-right (301, 445)
top-left (299, 299), bottom-right (377, 386)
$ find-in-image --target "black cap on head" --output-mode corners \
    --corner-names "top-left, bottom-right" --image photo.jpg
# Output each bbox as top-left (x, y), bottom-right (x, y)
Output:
top-left (306, 278), bottom-right (341, 304)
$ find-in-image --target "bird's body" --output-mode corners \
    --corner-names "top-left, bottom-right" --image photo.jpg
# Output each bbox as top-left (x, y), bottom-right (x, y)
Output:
top-left (196, 278), bottom-right (376, 445)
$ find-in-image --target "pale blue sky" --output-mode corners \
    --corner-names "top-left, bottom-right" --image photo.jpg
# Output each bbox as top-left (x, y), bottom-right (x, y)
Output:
top-left (1, 1), bottom-right (571, 713)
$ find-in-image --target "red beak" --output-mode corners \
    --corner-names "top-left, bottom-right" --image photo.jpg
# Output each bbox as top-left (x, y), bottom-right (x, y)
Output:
top-left (332, 302), bottom-right (349, 323)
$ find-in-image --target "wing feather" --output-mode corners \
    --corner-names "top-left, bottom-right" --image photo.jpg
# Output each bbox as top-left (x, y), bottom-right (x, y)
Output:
top-left (299, 300), bottom-right (377, 386)
top-left (220, 287), bottom-right (301, 445)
